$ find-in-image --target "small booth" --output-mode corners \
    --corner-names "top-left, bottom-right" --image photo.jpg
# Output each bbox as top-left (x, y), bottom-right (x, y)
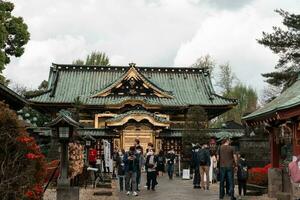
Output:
top-left (243, 74), bottom-right (300, 198)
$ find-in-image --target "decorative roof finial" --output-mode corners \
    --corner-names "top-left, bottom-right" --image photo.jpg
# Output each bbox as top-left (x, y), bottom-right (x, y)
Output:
top-left (129, 63), bottom-right (136, 67)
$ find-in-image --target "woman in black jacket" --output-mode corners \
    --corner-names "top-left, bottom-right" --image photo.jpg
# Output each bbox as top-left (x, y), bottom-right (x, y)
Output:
top-left (156, 150), bottom-right (166, 176)
top-left (237, 154), bottom-right (248, 198)
top-left (116, 149), bottom-right (125, 191)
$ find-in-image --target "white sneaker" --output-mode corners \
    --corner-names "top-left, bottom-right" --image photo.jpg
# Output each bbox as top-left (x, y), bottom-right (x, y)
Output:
top-left (132, 191), bottom-right (138, 196)
top-left (126, 191), bottom-right (131, 195)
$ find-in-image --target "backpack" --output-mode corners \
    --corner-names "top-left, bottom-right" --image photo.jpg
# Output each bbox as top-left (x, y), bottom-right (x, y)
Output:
top-left (238, 161), bottom-right (248, 180)
top-left (198, 149), bottom-right (207, 166)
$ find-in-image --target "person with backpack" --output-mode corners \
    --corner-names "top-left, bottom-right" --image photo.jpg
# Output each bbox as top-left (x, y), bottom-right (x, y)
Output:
top-left (166, 149), bottom-right (176, 180)
top-left (145, 149), bottom-right (158, 191)
top-left (237, 153), bottom-right (248, 198)
top-left (199, 143), bottom-right (211, 190)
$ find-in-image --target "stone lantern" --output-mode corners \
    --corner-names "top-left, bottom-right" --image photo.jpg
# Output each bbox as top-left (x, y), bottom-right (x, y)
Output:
top-left (46, 110), bottom-right (82, 200)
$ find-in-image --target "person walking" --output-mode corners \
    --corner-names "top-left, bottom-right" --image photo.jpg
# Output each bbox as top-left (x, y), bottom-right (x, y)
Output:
top-left (199, 143), bottom-right (211, 190)
top-left (134, 138), bottom-right (143, 154)
top-left (116, 149), bottom-right (125, 191)
top-left (145, 149), bottom-right (158, 191)
top-left (157, 150), bottom-right (166, 176)
top-left (237, 154), bottom-right (248, 199)
top-left (218, 138), bottom-right (237, 200)
top-left (135, 145), bottom-right (144, 191)
top-left (191, 144), bottom-right (201, 189)
top-left (124, 146), bottom-right (139, 196)
top-left (166, 149), bottom-right (176, 180)
top-left (211, 153), bottom-right (218, 184)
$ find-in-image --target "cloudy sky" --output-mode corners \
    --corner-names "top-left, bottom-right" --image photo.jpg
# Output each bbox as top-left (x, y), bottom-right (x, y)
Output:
top-left (4, 0), bottom-right (300, 96)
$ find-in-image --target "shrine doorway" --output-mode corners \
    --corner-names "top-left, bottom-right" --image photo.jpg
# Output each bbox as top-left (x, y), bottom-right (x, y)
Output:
top-left (121, 124), bottom-right (154, 151)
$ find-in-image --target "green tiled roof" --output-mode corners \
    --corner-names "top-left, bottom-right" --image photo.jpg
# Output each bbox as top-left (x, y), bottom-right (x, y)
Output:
top-left (46, 110), bottom-right (83, 128)
top-left (106, 110), bottom-right (169, 123)
top-left (243, 76), bottom-right (300, 121)
top-left (29, 64), bottom-right (236, 108)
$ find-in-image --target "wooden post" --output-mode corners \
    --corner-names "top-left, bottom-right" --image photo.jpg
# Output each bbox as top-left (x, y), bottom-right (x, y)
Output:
top-left (270, 128), bottom-right (280, 168)
top-left (293, 122), bottom-right (300, 156)
top-left (94, 114), bottom-right (99, 128)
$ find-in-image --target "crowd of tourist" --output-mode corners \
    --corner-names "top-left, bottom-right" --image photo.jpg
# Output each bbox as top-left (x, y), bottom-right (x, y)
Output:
top-left (114, 139), bottom-right (176, 196)
top-left (114, 138), bottom-right (248, 199)
top-left (191, 138), bottom-right (249, 200)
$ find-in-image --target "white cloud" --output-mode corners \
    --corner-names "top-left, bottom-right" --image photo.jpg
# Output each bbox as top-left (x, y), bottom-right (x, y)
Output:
top-left (3, 0), bottom-right (300, 96)
top-left (174, 0), bottom-right (300, 94)
top-left (5, 35), bottom-right (88, 88)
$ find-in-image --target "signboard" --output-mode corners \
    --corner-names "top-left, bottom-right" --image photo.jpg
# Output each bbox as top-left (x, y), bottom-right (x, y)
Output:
top-left (182, 169), bottom-right (190, 179)
top-left (103, 140), bottom-right (111, 168)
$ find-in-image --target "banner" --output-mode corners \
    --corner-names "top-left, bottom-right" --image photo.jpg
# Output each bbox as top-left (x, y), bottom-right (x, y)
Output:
top-left (103, 140), bottom-right (111, 168)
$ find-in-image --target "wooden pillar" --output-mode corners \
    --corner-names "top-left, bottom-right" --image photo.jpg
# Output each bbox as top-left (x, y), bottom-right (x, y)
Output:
top-left (94, 114), bottom-right (99, 128)
top-left (270, 128), bottom-right (280, 168)
top-left (293, 122), bottom-right (300, 156)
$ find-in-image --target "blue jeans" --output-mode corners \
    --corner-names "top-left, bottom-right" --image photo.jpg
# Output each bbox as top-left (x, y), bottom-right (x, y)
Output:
top-left (136, 169), bottom-right (141, 190)
top-left (193, 167), bottom-right (200, 186)
top-left (219, 167), bottom-right (235, 199)
top-left (167, 164), bottom-right (174, 179)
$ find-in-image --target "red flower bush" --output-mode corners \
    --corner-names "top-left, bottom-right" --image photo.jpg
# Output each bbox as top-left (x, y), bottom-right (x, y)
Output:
top-left (248, 164), bottom-right (271, 186)
top-left (0, 102), bottom-right (46, 200)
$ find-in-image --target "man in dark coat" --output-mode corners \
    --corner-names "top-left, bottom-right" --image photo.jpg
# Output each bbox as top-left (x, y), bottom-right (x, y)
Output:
top-left (123, 146), bottom-right (139, 196)
top-left (191, 144), bottom-right (201, 188)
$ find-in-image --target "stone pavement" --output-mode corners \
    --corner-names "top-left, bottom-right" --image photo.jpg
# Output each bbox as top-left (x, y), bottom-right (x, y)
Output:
top-left (118, 173), bottom-right (274, 200)
top-left (43, 173), bottom-right (274, 200)
top-left (43, 181), bottom-right (118, 200)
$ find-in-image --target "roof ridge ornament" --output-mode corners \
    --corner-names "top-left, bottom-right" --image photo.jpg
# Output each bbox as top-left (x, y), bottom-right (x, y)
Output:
top-left (129, 63), bottom-right (136, 67)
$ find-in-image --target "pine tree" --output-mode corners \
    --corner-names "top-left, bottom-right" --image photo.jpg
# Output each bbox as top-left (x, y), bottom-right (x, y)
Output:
top-left (258, 9), bottom-right (300, 89)
top-left (72, 51), bottom-right (110, 66)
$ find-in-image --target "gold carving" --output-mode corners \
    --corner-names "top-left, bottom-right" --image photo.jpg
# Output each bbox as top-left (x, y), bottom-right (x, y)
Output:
top-left (91, 66), bottom-right (173, 98)
top-left (106, 112), bottom-right (170, 127)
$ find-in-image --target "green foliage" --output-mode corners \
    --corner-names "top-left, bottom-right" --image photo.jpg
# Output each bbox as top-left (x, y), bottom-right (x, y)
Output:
top-left (11, 80), bottom-right (51, 126)
top-left (73, 51), bottom-right (110, 66)
top-left (258, 9), bottom-right (300, 90)
top-left (0, 102), bottom-right (46, 200)
top-left (72, 59), bottom-right (84, 65)
top-left (216, 63), bottom-right (237, 95)
top-left (0, 1), bottom-right (30, 73)
top-left (19, 106), bottom-right (50, 127)
top-left (185, 106), bottom-right (207, 130)
top-left (182, 106), bottom-right (209, 147)
top-left (0, 74), bottom-right (9, 85)
top-left (222, 84), bottom-right (258, 123)
top-left (22, 80), bottom-right (48, 98)
top-left (71, 96), bottom-right (83, 121)
top-left (190, 54), bottom-right (215, 74)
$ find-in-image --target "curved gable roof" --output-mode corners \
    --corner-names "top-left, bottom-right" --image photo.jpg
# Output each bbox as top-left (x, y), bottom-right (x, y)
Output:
top-left (243, 75), bottom-right (300, 122)
top-left (29, 64), bottom-right (237, 109)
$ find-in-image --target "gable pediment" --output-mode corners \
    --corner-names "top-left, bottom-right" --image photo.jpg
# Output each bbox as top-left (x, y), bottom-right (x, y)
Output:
top-left (91, 65), bottom-right (173, 98)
